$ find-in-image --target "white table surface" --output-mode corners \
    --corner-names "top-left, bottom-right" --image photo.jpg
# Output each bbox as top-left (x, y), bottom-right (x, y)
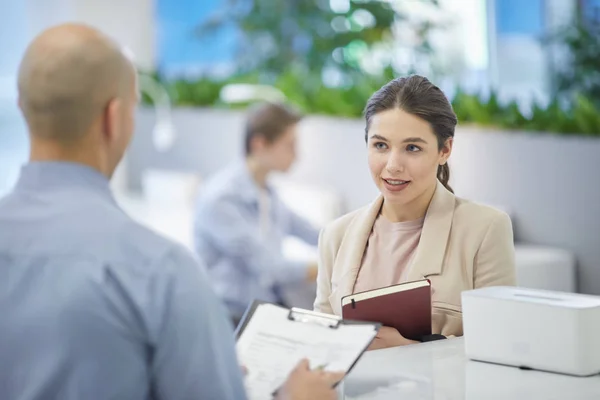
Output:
top-left (343, 338), bottom-right (600, 400)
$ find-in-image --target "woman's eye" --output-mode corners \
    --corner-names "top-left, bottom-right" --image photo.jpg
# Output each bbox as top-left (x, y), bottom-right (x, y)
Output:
top-left (374, 142), bottom-right (388, 150)
top-left (407, 144), bottom-right (421, 152)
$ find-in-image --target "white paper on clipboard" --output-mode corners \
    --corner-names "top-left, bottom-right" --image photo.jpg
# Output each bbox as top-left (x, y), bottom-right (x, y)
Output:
top-left (236, 302), bottom-right (379, 400)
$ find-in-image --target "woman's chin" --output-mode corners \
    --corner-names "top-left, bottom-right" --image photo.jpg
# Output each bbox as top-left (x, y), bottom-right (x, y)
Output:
top-left (381, 189), bottom-right (411, 204)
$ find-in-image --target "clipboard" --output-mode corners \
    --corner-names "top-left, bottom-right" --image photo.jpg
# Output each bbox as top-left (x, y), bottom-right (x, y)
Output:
top-left (235, 300), bottom-right (381, 399)
top-left (236, 300), bottom-right (380, 337)
top-left (235, 299), bottom-right (271, 339)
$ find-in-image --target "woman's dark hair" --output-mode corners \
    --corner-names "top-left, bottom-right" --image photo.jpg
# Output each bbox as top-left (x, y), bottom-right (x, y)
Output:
top-left (244, 102), bottom-right (303, 155)
top-left (364, 75), bottom-right (457, 193)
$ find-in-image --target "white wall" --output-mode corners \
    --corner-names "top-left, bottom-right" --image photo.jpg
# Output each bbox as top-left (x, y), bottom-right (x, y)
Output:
top-left (451, 128), bottom-right (600, 295)
top-left (0, 0), bottom-right (155, 93)
top-left (70, 0), bottom-right (155, 69)
top-left (0, 1), bottom-right (30, 195)
top-left (24, 0), bottom-right (155, 69)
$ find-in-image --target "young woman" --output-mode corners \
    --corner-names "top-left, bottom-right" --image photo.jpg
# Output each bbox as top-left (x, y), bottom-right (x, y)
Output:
top-left (314, 76), bottom-right (516, 349)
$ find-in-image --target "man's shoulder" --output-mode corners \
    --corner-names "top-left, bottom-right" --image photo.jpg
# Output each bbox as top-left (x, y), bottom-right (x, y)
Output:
top-left (0, 189), bottom-right (187, 270)
top-left (60, 191), bottom-right (190, 268)
top-left (109, 206), bottom-right (200, 269)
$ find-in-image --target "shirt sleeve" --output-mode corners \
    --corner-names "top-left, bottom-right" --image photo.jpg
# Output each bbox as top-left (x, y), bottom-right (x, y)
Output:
top-left (148, 245), bottom-right (247, 400)
top-left (195, 197), bottom-right (308, 287)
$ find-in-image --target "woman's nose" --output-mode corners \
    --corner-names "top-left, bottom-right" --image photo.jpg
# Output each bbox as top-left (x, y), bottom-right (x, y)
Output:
top-left (385, 151), bottom-right (405, 173)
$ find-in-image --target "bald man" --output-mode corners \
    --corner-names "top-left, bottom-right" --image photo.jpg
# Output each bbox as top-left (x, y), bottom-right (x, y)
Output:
top-left (0, 24), bottom-right (341, 400)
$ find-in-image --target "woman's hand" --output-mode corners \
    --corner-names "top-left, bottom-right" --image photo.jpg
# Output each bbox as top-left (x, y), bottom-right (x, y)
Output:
top-left (368, 326), bottom-right (418, 350)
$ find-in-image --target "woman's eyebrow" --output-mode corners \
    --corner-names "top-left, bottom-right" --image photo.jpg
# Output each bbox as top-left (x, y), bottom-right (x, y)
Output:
top-left (369, 134), bottom-right (388, 142)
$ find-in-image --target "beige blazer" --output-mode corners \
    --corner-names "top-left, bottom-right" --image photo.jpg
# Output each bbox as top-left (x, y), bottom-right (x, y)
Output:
top-left (314, 181), bottom-right (516, 337)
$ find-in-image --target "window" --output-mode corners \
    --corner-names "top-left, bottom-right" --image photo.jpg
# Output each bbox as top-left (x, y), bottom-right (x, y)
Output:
top-left (155, 0), bottom-right (237, 77)
top-left (581, 0), bottom-right (600, 24)
top-left (0, 2), bottom-right (29, 195)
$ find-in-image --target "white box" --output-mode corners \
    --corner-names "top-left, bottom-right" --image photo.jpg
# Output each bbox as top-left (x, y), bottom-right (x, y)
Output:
top-left (462, 286), bottom-right (600, 376)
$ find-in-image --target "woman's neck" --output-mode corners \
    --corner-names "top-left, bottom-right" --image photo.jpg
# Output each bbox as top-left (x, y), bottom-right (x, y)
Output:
top-left (381, 182), bottom-right (437, 222)
top-left (245, 157), bottom-right (270, 188)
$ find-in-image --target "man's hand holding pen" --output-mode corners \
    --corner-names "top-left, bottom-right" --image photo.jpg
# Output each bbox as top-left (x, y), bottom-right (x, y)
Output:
top-left (275, 359), bottom-right (344, 400)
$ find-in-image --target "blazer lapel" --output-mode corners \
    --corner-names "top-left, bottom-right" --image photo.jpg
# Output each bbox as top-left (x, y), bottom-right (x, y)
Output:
top-left (328, 196), bottom-right (383, 315)
top-left (328, 182), bottom-right (455, 315)
top-left (406, 181), bottom-right (456, 281)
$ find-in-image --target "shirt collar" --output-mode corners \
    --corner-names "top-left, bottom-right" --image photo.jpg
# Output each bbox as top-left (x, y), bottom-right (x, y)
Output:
top-left (231, 160), bottom-right (274, 204)
top-left (14, 161), bottom-right (113, 200)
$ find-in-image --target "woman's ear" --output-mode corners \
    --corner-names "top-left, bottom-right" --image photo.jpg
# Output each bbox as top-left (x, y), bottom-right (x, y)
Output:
top-left (439, 137), bottom-right (453, 165)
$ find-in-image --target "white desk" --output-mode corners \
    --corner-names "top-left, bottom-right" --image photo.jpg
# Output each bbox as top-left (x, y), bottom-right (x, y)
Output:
top-left (343, 338), bottom-right (600, 399)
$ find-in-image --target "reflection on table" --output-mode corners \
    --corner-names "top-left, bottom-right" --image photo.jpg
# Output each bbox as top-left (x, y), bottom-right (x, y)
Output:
top-left (343, 337), bottom-right (600, 400)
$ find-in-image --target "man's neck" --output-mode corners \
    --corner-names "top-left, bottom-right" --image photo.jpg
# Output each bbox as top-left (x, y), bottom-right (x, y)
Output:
top-left (245, 157), bottom-right (270, 188)
top-left (29, 138), bottom-right (108, 177)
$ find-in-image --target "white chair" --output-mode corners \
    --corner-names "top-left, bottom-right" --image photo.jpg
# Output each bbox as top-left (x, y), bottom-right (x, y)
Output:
top-left (515, 244), bottom-right (577, 293)
top-left (481, 203), bottom-right (577, 293)
top-left (114, 169), bottom-right (200, 251)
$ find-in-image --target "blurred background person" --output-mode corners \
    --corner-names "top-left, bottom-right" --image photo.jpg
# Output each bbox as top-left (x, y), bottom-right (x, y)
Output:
top-left (193, 102), bottom-right (320, 325)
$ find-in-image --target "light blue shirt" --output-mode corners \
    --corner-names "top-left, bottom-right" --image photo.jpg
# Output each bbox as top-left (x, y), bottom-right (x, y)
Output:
top-left (193, 162), bottom-right (319, 317)
top-left (0, 162), bottom-right (247, 400)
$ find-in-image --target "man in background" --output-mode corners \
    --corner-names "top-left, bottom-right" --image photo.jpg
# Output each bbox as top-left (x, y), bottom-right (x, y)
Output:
top-left (194, 102), bottom-right (320, 325)
top-left (0, 23), bottom-right (340, 400)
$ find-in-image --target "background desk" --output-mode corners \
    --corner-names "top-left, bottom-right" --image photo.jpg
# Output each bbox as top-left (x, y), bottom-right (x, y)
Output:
top-left (343, 337), bottom-right (600, 399)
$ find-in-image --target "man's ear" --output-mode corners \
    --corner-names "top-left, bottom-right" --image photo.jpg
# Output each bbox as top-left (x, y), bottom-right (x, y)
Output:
top-left (103, 97), bottom-right (122, 142)
top-left (249, 134), bottom-right (267, 154)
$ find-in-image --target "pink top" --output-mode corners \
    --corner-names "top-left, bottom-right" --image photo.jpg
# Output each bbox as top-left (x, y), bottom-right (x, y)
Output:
top-left (353, 213), bottom-right (424, 294)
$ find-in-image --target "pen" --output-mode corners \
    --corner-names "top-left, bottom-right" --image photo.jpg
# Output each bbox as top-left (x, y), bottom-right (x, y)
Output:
top-left (271, 362), bottom-right (331, 397)
top-left (314, 363), bottom-right (328, 371)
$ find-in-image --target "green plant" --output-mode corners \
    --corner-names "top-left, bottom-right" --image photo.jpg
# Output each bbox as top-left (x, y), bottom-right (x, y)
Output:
top-left (139, 70), bottom-right (600, 136)
top-left (194, 0), bottom-right (441, 81)
top-left (544, 18), bottom-right (600, 108)
top-left (272, 67), bottom-right (395, 117)
top-left (168, 78), bottom-right (226, 107)
top-left (137, 0), bottom-right (600, 137)
top-left (451, 89), bottom-right (600, 136)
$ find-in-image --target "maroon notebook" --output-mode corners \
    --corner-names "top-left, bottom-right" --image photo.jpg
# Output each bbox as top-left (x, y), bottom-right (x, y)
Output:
top-left (341, 279), bottom-right (432, 341)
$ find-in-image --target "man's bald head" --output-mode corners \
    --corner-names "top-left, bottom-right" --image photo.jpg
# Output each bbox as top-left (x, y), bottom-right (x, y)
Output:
top-left (18, 23), bottom-right (136, 142)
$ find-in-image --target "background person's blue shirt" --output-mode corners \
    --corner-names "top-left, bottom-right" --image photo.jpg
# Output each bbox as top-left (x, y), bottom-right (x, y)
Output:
top-left (0, 161), bottom-right (246, 400)
top-left (193, 161), bottom-right (319, 317)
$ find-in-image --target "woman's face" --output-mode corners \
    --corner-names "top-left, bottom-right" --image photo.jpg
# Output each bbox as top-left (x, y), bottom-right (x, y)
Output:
top-left (367, 108), bottom-right (452, 208)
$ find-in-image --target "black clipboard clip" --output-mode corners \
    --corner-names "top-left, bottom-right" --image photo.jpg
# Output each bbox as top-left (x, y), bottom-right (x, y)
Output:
top-left (287, 307), bottom-right (342, 329)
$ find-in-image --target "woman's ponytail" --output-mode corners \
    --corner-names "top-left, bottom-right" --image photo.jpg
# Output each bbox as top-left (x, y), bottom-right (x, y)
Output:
top-left (437, 163), bottom-right (453, 193)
